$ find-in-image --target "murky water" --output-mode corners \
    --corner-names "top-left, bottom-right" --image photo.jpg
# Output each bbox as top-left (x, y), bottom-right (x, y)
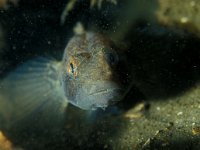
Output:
top-left (0, 0), bottom-right (200, 150)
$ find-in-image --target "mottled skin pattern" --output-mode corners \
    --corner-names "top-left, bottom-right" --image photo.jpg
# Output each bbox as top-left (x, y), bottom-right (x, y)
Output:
top-left (61, 32), bottom-right (126, 110)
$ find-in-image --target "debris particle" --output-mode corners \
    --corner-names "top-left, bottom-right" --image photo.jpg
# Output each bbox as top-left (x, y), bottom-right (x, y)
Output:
top-left (177, 111), bottom-right (183, 116)
top-left (156, 106), bottom-right (161, 111)
top-left (190, 1), bottom-right (196, 7)
top-left (192, 127), bottom-right (200, 135)
top-left (0, 131), bottom-right (12, 150)
top-left (180, 17), bottom-right (189, 24)
top-left (124, 102), bottom-right (149, 119)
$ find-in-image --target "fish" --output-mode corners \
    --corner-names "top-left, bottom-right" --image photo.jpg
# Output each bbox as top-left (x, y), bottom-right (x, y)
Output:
top-left (0, 30), bottom-right (132, 132)
top-left (61, 31), bottom-right (126, 110)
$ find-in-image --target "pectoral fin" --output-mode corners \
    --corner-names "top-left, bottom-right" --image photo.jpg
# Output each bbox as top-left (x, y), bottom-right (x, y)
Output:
top-left (0, 57), bottom-right (68, 129)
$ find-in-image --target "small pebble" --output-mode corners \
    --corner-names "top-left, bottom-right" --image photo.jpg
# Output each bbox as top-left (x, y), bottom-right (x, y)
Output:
top-left (177, 111), bottom-right (183, 116)
top-left (192, 127), bottom-right (200, 135)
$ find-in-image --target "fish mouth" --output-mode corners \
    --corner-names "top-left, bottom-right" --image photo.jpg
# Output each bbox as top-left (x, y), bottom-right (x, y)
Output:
top-left (89, 88), bottom-right (120, 96)
top-left (72, 81), bottom-right (124, 110)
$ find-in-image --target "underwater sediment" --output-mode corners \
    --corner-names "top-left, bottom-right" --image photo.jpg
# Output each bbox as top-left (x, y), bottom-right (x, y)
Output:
top-left (0, 0), bottom-right (200, 150)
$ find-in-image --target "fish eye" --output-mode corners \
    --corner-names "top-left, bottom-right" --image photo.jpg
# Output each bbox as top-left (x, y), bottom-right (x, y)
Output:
top-left (70, 63), bottom-right (74, 74)
top-left (67, 61), bottom-right (77, 78)
top-left (108, 53), bottom-right (115, 63)
top-left (105, 50), bottom-right (118, 65)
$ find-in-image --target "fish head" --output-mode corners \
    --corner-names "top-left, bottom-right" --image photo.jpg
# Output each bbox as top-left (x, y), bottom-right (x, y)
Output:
top-left (61, 32), bottom-right (129, 110)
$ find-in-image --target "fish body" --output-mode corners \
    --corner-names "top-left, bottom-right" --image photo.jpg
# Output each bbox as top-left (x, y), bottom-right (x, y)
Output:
top-left (0, 31), bottom-right (129, 132)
